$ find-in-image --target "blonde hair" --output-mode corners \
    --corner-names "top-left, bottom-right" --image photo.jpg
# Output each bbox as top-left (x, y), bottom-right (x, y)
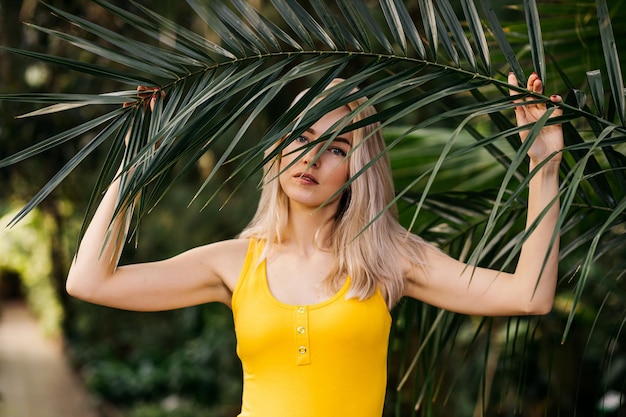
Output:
top-left (239, 79), bottom-right (426, 308)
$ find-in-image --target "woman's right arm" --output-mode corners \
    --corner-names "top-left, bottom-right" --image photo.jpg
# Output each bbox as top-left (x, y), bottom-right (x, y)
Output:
top-left (66, 174), bottom-right (248, 311)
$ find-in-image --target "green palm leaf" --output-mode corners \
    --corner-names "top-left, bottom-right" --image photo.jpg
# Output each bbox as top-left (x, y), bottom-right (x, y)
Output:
top-left (2, 0), bottom-right (626, 414)
top-left (597, 0), bottom-right (626, 125)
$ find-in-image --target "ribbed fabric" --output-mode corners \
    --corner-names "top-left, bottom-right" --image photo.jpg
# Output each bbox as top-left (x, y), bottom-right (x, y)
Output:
top-left (232, 239), bottom-right (392, 417)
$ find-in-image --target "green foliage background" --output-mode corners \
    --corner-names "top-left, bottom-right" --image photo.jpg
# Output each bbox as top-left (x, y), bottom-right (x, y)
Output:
top-left (1, 1), bottom-right (625, 416)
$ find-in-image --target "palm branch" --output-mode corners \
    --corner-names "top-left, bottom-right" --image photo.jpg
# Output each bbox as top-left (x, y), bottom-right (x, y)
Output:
top-left (1, 0), bottom-right (625, 414)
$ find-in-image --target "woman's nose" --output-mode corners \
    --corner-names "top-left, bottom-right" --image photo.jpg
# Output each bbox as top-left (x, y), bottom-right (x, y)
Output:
top-left (302, 144), bottom-right (320, 166)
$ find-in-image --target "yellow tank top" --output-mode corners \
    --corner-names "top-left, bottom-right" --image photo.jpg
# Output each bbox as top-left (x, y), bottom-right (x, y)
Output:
top-left (232, 239), bottom-right (392, 417)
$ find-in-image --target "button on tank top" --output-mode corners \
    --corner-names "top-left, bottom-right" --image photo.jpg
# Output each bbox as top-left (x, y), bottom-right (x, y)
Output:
top-left (232, 239), bottom-right (392, 417)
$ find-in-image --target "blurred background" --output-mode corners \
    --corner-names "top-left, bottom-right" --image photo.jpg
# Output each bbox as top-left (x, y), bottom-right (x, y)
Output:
top-left (1, 1), bottom-right (625, 417)
top-left (0, 1), bottom-right (254, 416)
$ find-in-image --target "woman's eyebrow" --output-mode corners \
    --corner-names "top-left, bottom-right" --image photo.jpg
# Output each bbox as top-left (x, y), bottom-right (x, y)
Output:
top-left (333, 137), bottom-right (352, 147)
top-left (305, 128), bottom-right (352, 146)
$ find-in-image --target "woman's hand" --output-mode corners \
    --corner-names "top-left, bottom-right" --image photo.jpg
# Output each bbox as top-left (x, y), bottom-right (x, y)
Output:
top-left (122, 86), bottom-right (165, 146)
top-left (509, 72), bottom-right (563, 165)
top-left (403, 72), bottom-right (563, 316)
top-left (123, 85), bottom-right (164, 111)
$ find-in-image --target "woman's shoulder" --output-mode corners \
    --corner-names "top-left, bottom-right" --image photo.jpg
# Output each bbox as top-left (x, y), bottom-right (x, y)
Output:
top-left (207, 237), bottom-right (253, 252)
top-left (193, 238), bottom-right (253, 291)
top-left (210, 237), bottom-right (253, 260)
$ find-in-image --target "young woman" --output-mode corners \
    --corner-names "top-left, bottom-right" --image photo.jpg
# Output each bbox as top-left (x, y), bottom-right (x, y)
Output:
top-left (66, 72), bottom-right (563, 417)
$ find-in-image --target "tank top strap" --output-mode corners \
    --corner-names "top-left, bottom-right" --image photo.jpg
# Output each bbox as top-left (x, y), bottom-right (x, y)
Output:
top-left (232, 238), bottom-right (265, 312)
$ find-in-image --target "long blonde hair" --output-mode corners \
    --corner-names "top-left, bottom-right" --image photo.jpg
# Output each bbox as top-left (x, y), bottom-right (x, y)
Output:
top-left (239, 79), bottom-right (426, 308)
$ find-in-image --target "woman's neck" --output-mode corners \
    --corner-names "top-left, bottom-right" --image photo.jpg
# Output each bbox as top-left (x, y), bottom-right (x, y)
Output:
top-left (283, 202), bottom-right (337, 254)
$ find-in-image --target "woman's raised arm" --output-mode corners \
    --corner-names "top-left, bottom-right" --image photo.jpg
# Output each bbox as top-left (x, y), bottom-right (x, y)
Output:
top-left (66, 89), bottom-right (247, 311)
top-left (66, 172), bottom-right (248, 311)
top-left (403, 72), bottom-right (563, 316)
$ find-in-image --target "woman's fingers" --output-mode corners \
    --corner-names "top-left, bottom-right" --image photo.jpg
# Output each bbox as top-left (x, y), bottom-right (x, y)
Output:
top-left (509, 72), bottom-right (530, 123)
top-left (509, 72), bottom-right (543, 101)
top-left (510, 72), bottom-right (564, 122)
top-left (137, 86), bottom-right (164, 111)
top-left (122, 86), bottom-right (165, 147)
top-left (509, 71), bottom-right (564, 155)
top-left (550, 94), bottom-right (563, 105)
top-left (508, 72), bottom-right (521, 101)
top-left (123, 86), bottom-right (164, 111)
top-left (528, 72), bottom-right (542, 93)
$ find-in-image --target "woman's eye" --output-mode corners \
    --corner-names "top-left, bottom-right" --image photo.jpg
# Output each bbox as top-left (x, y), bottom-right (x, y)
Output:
top-left (295, 135), bottom-right (308, 144)
top-left (329, 147), bottom-right (347, 157)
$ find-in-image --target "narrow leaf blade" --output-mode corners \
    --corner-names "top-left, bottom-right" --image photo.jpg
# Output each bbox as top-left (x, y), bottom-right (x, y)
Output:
top-left (523, 0), bottom-right (546, 81)
top-left (597, 0), bottom-right (626, 125)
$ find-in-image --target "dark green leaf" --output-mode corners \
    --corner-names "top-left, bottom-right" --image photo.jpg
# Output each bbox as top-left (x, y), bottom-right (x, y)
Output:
top-left (0, 92), bottom-right (132, 106)
top-left (436, 0), bottom-right (477, 70)
top-left (271, 0), bottom-right (319, 49)
top-left (435, 10), bottom-right (459, 66)
top-left (380, 0), bottom-right (407, 54)
top-left (336, 1), bottom-right (372, 51)
top-left (391, 0), bottom-right (425, 59)
top-left (524, 0), bottom-right (546, 81)
top-left (573, 89), bottom-right (587, 109)
top-left (562, 121), bottom-right (617, 208)
top-left (419, 0), bottom-right (438, 59)
top-left (0, 109), bottom-right (125, 167)
top-left (480, 0), bottom-right (525, 83)
top-left (122, 0), bottom-right (227, 61)
top-left (461, 0), bottom-right (490, 74)
top-left (209, 1), bottom-right (269, 54)
top-left (8, 116), bottom-right (128, 227)
top-left (597, 0), bottom-right (626, 125)
top-left (587, 69), bottom-right (605, 116)
top-left (347, 0), bottom-right (394, 54)
top-left (93, 0), bottom-right (212, 66)
top-left (0, 46), bottom-right (157, 86)
top-left (186, 0), bottom-right (248, 56)
top-left (558, 125), bottom-right (620, 341)
top-left (230, 0), bottom-right (281, 50)
top-left (40, 3), bottom-right (196, 72)
top-left (309, 0), bottom-right (361, 51)
top-left (25, 23), bottom-right (181, 79)
top-left (285, 0), bottom-right (338, 50)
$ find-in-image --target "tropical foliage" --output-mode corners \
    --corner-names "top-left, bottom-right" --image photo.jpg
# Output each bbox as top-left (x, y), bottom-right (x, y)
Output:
top-left (1, 0), bottom-right (625, 416)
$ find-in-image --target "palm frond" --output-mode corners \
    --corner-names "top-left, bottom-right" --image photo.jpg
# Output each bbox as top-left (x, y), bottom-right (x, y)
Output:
top-left (597, 0), bottom-right (626, 125)
top-left (2, 0), bottom-right (626, 413)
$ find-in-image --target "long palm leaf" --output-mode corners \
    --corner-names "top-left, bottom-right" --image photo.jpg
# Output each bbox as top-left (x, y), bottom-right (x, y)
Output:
top-left (1, 0), bottom-right (625, 414)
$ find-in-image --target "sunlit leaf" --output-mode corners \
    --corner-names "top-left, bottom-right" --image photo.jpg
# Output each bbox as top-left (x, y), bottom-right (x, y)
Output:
top-left (1, 1), bottom-right (626, 415)
top-left (0, 46), bottom-right (157, 85)
top-left (587, 69), bottom-right (605, 116)
top-left (436, 0), bottom-right (477, 70)
top-left (419, 0), bottom-right (438, 59)
top-left (524, 0), bottom-right (546, 81)
top-left (391, 0), bottom-right (426, 59)
top-left (380, 0), bottom-right (407, 54)
top-left (461, 0), bottom-right (490, 74)
top-left (480, 0), bottom-right (525, 82)
top-left (597, 0), bottom-right (626, 125)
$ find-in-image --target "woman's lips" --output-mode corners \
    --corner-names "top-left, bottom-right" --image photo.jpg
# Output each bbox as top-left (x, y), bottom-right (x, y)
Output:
top-left (294, 172), bottom-right (318, 184)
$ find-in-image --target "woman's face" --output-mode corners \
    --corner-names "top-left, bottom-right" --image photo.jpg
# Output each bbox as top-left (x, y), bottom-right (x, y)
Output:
top-left (279, 106), bottom-right (353, 212)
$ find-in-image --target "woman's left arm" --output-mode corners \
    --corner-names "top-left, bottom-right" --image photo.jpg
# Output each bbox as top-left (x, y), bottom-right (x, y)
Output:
top-left (404, 72), bottom-right (563, 316)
